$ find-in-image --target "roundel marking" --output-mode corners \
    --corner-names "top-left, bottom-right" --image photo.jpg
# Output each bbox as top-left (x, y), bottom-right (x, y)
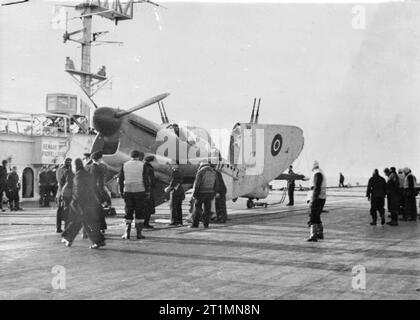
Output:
top-left (271, 134), bottom-right (283, 156)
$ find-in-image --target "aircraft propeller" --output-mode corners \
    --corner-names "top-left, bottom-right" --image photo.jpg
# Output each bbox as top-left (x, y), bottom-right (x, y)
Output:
top-left (90, 92), bottom-right (170, 137)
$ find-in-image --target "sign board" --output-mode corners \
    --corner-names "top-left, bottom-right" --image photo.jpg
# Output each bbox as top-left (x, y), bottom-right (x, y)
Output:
top-left (32, 138), bottom-right (69, 164)
top-left (41, 141), bottom-right (67, 164)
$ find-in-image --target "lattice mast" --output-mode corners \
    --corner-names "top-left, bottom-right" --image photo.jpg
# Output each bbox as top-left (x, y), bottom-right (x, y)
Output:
top-left (63, 1), bottom-right (158, 97)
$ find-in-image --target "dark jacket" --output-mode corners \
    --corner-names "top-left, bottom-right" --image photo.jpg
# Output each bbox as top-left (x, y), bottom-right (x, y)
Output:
top-left (72, 169), bottom-right (98, 208)
top-left (312, 172), bottom-right (324, 200)
top-left (57, 165), bottom-right (74, 198)
top-left (386, 172), bottom-right (400, 196)
top-left (0, 165), bottom-right (8, 186)
top-left (404, 174), bottom-right (418, 197)
top-left (193, 164), bottom-right (219, 197)
top-left (87, 162), bottom-right (111, 205)
top-left (7, 172), bottom-right (20, 191)
top-left (215, 171), bottom-right (227, 195)
top-left (46, 170), bottom-right (57, 187)
top-left (86, 162), bottom-right (106, 189)
top-left (168, 168), bottom-right (185, 198)
top-left (143, 162), bottom-right (156, 193)
top-left (366, 174), bottom-right (386, 199)
top-left (287, 169), bottom-right (295, 189)
top-left (39, 170), bottom-right (49, 186)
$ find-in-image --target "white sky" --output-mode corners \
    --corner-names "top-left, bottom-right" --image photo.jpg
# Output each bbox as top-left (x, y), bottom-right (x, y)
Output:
top-left (1, 0), bottom-right (419, 182)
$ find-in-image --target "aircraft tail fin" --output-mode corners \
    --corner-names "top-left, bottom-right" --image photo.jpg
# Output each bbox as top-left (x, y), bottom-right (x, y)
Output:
top-left (228, 122), bottom-right (304, 199)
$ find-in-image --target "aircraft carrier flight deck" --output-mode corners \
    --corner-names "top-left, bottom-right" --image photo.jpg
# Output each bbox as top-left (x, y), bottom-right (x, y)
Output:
top-left (1, 187), bottom-right (419, 300)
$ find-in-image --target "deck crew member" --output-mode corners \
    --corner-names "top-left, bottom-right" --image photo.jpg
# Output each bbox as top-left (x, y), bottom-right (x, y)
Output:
top-left (339, 172), bottom-right (345, 188)
top-left (86, 151), bottom-right (108, 233)
top-left (143, 155), bottom-right (156, 229)
top-left (61, 159), bottom-right (105, 249)
top-left (397, 169), bottom-right (405, 216)
top-left (384, 167), bottom-right (399, 226)
top-left (0, 160), bottom-right (9, 212)
top-left (6, 166), bottom-right (21, 211)
top-left (38, 166), bottom-right (49, 207)
top-left (306, 161), bottom-right (327, 242)
top-left (46, 166), bottom-right (58, 202)
top-left (286, 165), bottom-right (295, 206)
top-left (191, 161), bottom-right (219, 229)
top-left (119, 150), bottom-right (147, 240)
top-left (402, 167), bottom-right (418, 221)
top-left (56, 158), bottom-right (74, 233)
top-left (215, 170), bottom-right (228, 223)
top-left (165, 164), bottom-right (185, 226)
top-left (366, 169), bottom-right (387, 226)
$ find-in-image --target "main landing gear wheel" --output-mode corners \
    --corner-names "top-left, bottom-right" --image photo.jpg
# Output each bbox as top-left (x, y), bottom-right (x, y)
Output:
top-left (247, 199), bottom-right (255, 209)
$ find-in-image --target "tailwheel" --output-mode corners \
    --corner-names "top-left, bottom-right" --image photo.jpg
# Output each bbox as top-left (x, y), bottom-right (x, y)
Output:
top-left (246, 199), bottom-right (255, 209)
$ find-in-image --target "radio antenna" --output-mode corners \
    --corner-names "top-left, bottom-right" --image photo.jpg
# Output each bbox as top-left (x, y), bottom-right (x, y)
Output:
top-left (255, 98), bottom-right (261, 123)
top-left (250, 98), bottom-right (256, 123)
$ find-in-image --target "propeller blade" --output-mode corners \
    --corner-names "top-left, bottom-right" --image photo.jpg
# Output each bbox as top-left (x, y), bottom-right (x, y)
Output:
top-left (115, 92), bottom-right (170, 118)
top-left (1, 0), bottom-right (29, 6)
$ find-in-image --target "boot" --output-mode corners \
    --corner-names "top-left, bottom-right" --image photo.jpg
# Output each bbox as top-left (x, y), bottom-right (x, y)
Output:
top-left (317, 223), bottom-right (324, 240)
top-left (380, 214), bottom-right (385, 225)
top-left (135, 223), bottom-right (145, 240)
top-left (306, 224), bottom-right (318, 242)
top-left (121, 223), bottom-right (131, 239)
top-left (61, 238), bottom-right (72, 247)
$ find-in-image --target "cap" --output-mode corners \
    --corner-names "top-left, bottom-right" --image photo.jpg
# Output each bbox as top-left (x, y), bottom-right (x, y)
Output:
top-left (144, 155), bottom-right (155, 162)
top-left (130, 150), bottom-right (141, 158)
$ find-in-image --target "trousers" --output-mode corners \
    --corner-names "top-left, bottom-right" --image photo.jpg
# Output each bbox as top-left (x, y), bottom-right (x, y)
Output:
top-left (192, 193), bottom-right (214, 227)
top-left (170, 192), bottom-right (183, 224)
top-left (124, 192), bottom-right (146, 222)
top-left (370, 197), bottom-right (385, 221)
top-left (62, 201), bottom-right (105, 244)
top-left (309, 198), bottom-right (326, 225)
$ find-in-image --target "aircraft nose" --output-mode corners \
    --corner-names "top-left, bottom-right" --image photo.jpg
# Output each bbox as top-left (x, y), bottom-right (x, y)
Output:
top-left (93, 107), bottom-right (122, 137)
